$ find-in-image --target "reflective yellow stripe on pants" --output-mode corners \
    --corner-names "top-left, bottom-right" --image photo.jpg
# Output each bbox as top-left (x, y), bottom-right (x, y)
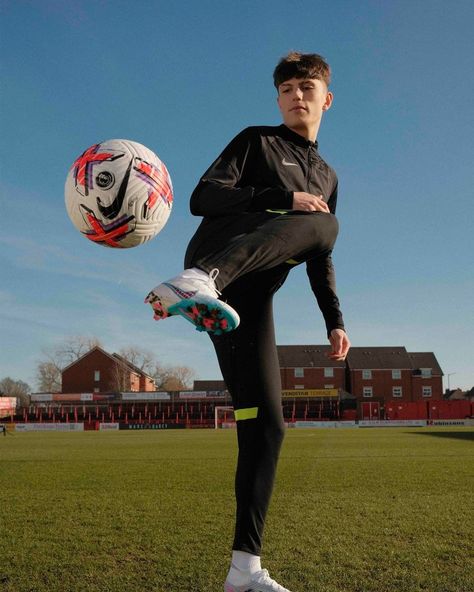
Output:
top-left (234, 407), bottom-right (259, 421)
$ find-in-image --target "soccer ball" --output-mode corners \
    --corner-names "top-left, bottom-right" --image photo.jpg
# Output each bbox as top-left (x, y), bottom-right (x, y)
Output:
top-left (64, 139), bottom-right (173, 248)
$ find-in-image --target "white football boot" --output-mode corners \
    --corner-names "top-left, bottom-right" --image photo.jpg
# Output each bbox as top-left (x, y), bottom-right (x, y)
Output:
top-left (144, 268), bottom-right (240, 335)
top-left (224, 569), bottom-right (292, 592)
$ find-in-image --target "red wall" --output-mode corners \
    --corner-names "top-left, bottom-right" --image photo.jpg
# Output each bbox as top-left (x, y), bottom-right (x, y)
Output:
top-left (385, 400), bottom-right (472, 420)
top-left (428, 400), bottom-right (471, 419)
top-left (385, 401), bottom-right (428, 420)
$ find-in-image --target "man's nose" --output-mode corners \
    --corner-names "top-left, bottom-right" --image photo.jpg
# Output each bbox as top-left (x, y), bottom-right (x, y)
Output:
top-left (293, 87), bottom-right (303, 100)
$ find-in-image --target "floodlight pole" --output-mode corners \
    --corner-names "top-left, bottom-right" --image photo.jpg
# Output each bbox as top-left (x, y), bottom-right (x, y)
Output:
top-left (447, 372), bottom-right (456, 391)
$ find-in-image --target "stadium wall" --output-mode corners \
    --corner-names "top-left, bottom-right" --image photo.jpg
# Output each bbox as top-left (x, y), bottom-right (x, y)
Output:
top-left (9, 394), bottom-right (473, 430)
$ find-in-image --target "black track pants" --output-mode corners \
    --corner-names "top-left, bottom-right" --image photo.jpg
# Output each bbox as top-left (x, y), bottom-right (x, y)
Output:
top-left (184, 211), bottom-right (339, 555)
top-left (186, 210), bottom-right (339, 292)
top-left (209, 267), bottom-right (289, 554)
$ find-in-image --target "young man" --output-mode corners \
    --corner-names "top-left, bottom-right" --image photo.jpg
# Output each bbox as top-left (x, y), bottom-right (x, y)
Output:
top-left (146, 52), bottom-right (350, 592)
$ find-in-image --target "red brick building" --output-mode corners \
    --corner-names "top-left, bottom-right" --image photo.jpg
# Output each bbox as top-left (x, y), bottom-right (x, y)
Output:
top-left (60, 344), bottom-right (443, 410)
top-left (278, 345), bottom-right (346, 391)
top-left (61, 347), bottom-right (155, 394)
top-left (408, 352), bottom-right (444, 401)
top-left (346, 347), bottom-right (443, 403)
top-left (195, 345), bottom-right (443, 409)
top-left (194, 346), bottom-right (347, 393)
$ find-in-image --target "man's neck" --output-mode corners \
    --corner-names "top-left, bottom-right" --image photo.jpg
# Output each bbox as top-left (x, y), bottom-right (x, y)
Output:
top-left (285, 122), bottom-right (320, 143)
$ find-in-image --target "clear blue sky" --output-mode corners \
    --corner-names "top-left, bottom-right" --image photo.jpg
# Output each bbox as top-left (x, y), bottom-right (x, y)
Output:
top-left (1, 0), bottom-right (473, 391)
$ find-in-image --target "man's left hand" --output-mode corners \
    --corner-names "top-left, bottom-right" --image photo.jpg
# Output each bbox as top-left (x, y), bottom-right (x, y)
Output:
top-left (328, 329), bottom-right (351, 361)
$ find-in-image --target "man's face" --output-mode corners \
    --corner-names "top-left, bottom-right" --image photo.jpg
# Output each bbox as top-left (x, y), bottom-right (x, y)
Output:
top-left (277, 77), bottom-right (333, 132)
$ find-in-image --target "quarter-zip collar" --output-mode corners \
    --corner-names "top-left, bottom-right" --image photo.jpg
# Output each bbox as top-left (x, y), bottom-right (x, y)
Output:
top-left (279, 124), bottom-right (319, 151)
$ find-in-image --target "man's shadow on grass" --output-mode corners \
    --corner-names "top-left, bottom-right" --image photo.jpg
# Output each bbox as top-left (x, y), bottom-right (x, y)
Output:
top-left (408, 430), bottom-right (474, 442)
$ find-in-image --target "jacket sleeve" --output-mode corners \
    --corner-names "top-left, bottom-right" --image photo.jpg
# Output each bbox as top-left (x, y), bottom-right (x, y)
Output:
top-left (306, 253), bottom-right (345, 338)
top-left (327, 180), bottom-right (338, 214)
top-left (190, 127), bottom-right (293, 216)
top-left (306, 173), bottom-right (345, 336)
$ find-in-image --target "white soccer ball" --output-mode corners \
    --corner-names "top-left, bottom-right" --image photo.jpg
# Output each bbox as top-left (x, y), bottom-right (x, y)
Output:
top-left (65, 139), bottom-right (173, 248)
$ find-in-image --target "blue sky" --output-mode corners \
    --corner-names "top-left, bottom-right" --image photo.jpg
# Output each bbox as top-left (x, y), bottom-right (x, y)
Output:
top-left (1, 0), bottom-right (473, 391)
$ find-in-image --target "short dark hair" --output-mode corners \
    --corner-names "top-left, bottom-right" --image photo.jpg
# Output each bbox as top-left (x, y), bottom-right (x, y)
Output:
top-left (273, 52), bottom-right (331, 89)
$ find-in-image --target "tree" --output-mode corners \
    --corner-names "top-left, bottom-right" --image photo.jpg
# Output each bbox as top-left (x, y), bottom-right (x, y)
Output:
top-left (117, 347), bottom-right (155, 375)
top-left (105, 347), bottom-right (156, 392)
top-left (154, 365), bottom-right (196, 391)
top-left (108, 362), bottom-right (132, 392)
top-left (117, 348), bottom-right (195, 391)
top-left (36, 361), bottom-right (62, 393)
top-left (36, 335), bottom-right (102, 392)
top-left (53, 335), bottom-right (102, 366)
top-left (0, 377), bottom-right (31, 406)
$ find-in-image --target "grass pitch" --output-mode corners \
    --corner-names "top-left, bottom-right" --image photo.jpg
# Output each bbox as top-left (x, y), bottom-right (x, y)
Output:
top-left (1, 427), bottom-right (473, 592)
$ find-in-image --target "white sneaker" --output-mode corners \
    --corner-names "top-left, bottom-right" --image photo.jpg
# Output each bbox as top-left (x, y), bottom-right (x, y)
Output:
top-left (144, 268), bottom-right (240, 335)
top-left (224, 569), bottom-right (292, 592)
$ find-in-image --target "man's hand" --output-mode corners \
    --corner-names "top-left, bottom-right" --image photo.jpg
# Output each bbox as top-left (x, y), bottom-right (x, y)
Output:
top-left (328, 329), bottom-right (351, 361)
top-left (293, 192), bottom-right (330, 213)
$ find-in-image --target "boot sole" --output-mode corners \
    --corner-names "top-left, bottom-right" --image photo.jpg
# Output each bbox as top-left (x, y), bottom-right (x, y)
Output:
top-left (169, 296), bottom-right (240, 335)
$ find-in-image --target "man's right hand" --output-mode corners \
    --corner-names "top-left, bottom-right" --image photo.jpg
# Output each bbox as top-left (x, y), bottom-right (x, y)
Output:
top-left (292, 192), bottom-right (330, 213)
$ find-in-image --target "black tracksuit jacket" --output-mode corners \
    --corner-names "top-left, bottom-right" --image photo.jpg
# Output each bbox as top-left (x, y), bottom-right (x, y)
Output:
top-left (187, 123), bottom-right (345, 335)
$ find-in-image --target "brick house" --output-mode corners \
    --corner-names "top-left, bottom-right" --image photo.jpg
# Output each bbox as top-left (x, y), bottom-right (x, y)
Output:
top-left (194, 346), bottom-right (346, 393)
top-left (61, 346), bottom-right (155, 393)
top-left (347, 347), bottom-right (413, 401)
top-left (346, 347), bottom-right (443, 419)
top-left (346, 347), bottom-right (443, 402)
top-left (194, 345), bottom-right (443, 407)
top-left (277, 345), bottom-right (346, 391)
top-left (408, 352), bottom-right (444, 400)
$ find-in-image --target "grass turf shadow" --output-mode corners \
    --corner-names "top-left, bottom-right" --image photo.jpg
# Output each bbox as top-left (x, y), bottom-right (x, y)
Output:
top-left (407, 430), bottom-right (474, 441)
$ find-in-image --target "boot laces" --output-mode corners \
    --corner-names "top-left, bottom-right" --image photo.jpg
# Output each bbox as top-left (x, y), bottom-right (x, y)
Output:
top-left (208, 268), bottom-right (221, 296)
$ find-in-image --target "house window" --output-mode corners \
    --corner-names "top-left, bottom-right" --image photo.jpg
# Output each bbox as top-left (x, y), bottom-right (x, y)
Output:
top-left (294, 385), bottom-right (305, 390)
top-left (362, 370), bottom-right (372, 380)
top-left (392, 369), bottom-right (401, 380)
top-left (363, 387), bottom-right (373, 398)
top-left (94, 387), bottom-right (100, 393)
top-left (422, 386), bottom-right (432, 397)
top-left (392, 387), bottom-right (403, 398)
top-left (421, 368), bottom-right (432, 378)
top-left (324, 385), bottom-right (334, 389)
top-left (324, 367), bottom-right (334, 378)
top-left (94, 371), bottom-right (100, 382)
top-left (294, 368), bottom-right (304, 378)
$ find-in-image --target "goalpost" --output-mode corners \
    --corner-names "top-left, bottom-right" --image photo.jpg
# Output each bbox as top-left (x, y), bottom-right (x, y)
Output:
top-left (214, 406), bottom-right (236, 429)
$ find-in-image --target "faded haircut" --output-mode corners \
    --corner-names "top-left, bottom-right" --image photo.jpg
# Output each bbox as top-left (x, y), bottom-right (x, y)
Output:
top-left (273, 52), bottom-right (331, 90)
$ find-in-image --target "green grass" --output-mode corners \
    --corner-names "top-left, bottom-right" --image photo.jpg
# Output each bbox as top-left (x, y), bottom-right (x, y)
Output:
top-left (1, 428), bottom-right (473, 592)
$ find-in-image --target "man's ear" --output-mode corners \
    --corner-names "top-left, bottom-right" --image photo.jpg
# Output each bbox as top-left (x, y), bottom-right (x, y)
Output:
top-left (323, 91), bottom-right (334, 111)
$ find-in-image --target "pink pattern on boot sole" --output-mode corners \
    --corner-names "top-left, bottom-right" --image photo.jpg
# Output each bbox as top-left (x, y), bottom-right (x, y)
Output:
top-left (150, 299), bottom-right (170, 320)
